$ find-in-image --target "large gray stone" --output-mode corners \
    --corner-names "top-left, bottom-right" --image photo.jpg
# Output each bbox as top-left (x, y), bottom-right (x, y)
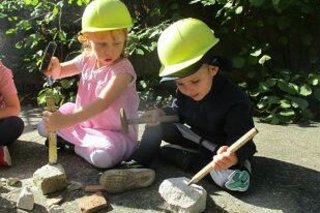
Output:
top-left (159, 177), bottom-right (207, 213)
top-left (33, 163), bottom-right (67, 195)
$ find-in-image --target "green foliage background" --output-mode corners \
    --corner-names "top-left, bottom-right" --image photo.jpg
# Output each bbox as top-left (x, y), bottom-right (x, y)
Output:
top-left (0, 0), bottom-right (319, 124)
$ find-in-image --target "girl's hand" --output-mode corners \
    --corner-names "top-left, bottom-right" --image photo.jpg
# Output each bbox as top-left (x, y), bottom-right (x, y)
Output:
top-left (211, 146), bottom-right (238, 170)
top-left (141, 109), bottom-right (166, 126)
top-left (43, 110), bottom-right (69, 131)
top-left (44, 57), bottom-right (61, 79)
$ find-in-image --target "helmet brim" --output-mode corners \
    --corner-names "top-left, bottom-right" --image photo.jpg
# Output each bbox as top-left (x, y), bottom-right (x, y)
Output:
top-left (159, 54), bottom-right (202, 77)
top-left (81, 25), bottom-right (133, 33)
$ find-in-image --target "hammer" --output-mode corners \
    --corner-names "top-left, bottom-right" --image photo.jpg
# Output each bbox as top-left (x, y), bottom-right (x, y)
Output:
top-left (40, 41), bottom-right (57, 87)
top-left (120, 107), bottom-right (179, 133)
top-left (187, 127), bottom-right (258, 185)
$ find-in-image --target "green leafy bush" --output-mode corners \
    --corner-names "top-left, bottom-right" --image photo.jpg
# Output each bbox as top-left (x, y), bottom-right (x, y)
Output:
top-left (189, 0), bottom-right (320, 124)
top-left (1, 0), bottom-right (320, 124)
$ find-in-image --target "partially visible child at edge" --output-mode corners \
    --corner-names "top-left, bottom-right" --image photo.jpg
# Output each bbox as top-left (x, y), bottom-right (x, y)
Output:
top-left (0, 60), bottom-right (24, 167)
top-left (100, 18), bottom-right (257, 194)
top-left (37, 0), bottom-right (141, 169)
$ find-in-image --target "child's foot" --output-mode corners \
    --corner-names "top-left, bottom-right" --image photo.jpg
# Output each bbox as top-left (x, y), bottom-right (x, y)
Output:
top-left (0, 146), bottom-right (12, 167)
top-left (99, 168), bottom-right (155, 193)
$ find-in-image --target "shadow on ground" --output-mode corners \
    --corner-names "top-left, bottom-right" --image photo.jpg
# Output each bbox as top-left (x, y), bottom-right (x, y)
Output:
top-left (202, 156), bottom-right (320, 213)
top-left (1, 139), bottom-right (320, 212)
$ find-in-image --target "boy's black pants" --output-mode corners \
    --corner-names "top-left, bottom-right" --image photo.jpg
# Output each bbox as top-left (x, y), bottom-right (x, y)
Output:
top-left (131, 122), bottom-right (211, 171)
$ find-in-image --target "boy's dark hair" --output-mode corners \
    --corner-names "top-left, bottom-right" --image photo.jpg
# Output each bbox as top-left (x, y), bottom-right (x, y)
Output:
top-left (201, 47), bottom-right (232, 72)
top-left (208, 56), bottom-right (233, 72)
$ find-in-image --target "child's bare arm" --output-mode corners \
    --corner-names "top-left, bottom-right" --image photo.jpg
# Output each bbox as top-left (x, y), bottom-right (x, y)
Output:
top-left (44, 57), bottom-right (80, 79)
top-left (43, 72), bottom-right (132, 131)
top-left (0, 92), bottom-right (21, 119)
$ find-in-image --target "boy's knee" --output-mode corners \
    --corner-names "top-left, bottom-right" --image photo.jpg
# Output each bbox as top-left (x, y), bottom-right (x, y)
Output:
top-left (210, 165), bottom-right (251, 192)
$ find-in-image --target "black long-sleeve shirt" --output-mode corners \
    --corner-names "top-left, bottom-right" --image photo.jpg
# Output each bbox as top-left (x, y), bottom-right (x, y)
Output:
top-left (170, 71), bottom-right (257, 165)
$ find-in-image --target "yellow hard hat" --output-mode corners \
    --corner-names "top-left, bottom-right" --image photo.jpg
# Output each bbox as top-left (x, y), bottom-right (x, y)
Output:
top-left (158, 18), bottom-right (219, 77)
top-left (81, 0), bottom-right (132, 33)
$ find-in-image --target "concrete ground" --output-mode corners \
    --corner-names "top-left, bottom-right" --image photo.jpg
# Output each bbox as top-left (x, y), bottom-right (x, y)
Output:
top-left (1, 106), bottom-right (320, 213)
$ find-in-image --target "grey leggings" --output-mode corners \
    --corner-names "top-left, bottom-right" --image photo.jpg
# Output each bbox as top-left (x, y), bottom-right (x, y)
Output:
top-left (0, 116), bottom-right (24, 146)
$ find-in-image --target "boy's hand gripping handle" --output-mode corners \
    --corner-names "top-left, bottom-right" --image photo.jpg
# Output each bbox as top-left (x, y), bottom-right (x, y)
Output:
top-left (187, 127), bottom-right (258, 186)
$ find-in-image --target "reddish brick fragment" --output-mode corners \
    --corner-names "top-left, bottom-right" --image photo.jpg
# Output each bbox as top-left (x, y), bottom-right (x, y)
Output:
top-left (77, 191), bottom-right (108, 213)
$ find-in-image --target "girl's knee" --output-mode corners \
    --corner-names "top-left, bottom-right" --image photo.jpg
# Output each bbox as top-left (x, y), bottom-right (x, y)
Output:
top-left (77, 148), bottom-right (117, 169)
top-left (37, 120), bottom-right (48, 137)
top-left (58, 102), bottom-right (76, 114)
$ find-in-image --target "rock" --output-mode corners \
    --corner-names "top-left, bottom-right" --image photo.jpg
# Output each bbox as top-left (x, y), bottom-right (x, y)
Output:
top-left (33, 163), bottom-right (67, 195)
top-left (67, 181), bottom-right (83, 191)
top-left (46, 195), bottom-right (63, 207)
top-left (6, 177), bottom-right (20, 186)
top-left (159, 177), bottom-right (207, 213)
top-left (1, 177), bottom-right (6, 183)
top-left (16, 186), bottom-right (34, 211)
top-left (48, 205), bottom-right (64, 213)
top-left (77, 191), bottom-right (108, 213)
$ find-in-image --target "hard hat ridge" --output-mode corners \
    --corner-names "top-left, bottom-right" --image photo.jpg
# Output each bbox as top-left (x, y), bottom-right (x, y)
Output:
top-left (81, 0), bottom-right (132, 33)
top-left (157, 18), bottom-right (219, 78)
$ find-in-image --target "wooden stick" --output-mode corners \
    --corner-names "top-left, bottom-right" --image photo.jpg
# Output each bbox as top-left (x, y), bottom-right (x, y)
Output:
top-left (46, 96), bottom-right (57, 165)
top-left (187, 127), bottom-right (258, 185)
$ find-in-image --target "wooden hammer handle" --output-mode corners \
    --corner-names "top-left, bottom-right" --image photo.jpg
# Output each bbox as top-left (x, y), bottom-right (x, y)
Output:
top-left (187, 127), bottom-right (258, 185)
top-left (46, 96), bottom-right (58, 165)
top-left (127, 115), bottom-right (179, 125)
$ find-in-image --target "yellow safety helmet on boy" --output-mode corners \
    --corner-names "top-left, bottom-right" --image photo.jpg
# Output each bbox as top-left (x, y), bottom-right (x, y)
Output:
top-left (158, 18), bottom-right (219, 77)
top-left (81, 0), bottom-right (132, 33)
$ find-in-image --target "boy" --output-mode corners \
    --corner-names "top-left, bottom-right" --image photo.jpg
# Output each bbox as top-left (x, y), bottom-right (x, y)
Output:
top-left (100, 18), bottom-right (257, 193)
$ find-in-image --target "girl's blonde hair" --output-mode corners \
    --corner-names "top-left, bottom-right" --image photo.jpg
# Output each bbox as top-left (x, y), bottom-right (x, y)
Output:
top-left (78, 29), bottom-right (128, 58)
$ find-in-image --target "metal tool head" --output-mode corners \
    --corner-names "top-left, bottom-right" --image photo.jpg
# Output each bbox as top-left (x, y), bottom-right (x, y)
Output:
top-left (40, 41), bottom-right (57, 72)
top-left (120, 107), bottom-right (129, 133)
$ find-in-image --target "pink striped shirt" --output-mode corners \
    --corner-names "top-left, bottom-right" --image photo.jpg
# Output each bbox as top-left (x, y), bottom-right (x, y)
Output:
top-left (0, 61), bottom-right (17, 109)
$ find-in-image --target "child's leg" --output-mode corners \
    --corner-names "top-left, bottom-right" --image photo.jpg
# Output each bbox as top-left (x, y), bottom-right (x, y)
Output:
top-left (0, 116), bottom-right (24, 146)
top-left (37, 120), bottom-right (48, 137)
top-left (74, 131), bottom-right (137, 169)
top-left (209, 160), bottom-right (252, 192)
top-left (75, 146), bottom-right (115, 169)
top-left (130, 125), bottom-right (163, 167)
top-left (158, 123), bottom-right (211, 172)
top-left (130, 122), bottom-right (199, 167)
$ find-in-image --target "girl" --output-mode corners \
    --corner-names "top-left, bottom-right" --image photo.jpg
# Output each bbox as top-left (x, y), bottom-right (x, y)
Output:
top-left (0, 60), bottom-right (24, 167)
top-left (38, 0), bottom-right (140, 169)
